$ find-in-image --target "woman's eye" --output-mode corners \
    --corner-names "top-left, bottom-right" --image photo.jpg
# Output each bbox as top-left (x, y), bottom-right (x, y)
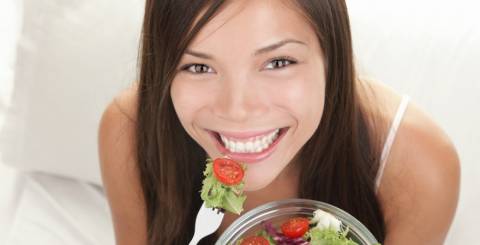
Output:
top-left (264, 57), bottom-right (297, 70)
top-left (183, 64), bottom-right (214, 74)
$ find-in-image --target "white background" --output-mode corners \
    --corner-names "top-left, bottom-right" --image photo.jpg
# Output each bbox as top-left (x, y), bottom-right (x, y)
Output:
top-left (0, 0), bottom-right (21, 241)
top-left (347, 1), bottom-right (480, 243)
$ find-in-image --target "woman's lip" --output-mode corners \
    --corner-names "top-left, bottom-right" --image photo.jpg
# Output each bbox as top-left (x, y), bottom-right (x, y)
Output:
top-left (208, 127), bottom-right (289, 164)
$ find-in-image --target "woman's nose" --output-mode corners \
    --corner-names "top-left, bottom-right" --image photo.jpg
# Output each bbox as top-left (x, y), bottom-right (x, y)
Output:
top-left (212, 78), bottom-right (268, 123)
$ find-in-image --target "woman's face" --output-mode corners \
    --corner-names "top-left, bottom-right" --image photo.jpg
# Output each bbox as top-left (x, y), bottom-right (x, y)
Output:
top-left (171, 0), bottom-right (326, 191)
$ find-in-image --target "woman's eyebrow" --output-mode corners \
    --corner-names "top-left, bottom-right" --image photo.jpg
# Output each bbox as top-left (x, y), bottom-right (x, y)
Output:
top-left (185, 49), bottom-right (214, 60)
top-left (254, 39), bottom-right (307, 56)
top-left (184, 38), bottom-right (307, 60)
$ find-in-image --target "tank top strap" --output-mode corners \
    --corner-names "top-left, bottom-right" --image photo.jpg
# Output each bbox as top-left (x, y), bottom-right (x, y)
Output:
top-left (375, 94), bottom-right (411, 192)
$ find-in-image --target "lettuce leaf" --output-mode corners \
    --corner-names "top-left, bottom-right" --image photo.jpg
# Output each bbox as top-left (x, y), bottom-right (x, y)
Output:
top-left (200, 158), bottom-right (246, 215)
top-left (307, 227), bottom-right (358, 245)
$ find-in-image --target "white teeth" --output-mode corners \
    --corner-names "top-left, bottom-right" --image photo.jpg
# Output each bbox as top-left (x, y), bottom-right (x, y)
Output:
top-left (261, 137), bottom-right (268, 145)
top-left (245, 142), bottom-right (253, 153)
top-left (253, 141), bottom-right (261, 150)
top-left (237, 142), bottom-right (245, 153)
top-left (220, 135), bottom-right (227, 144)
top-left (219, 128), bottom-right (282, 153)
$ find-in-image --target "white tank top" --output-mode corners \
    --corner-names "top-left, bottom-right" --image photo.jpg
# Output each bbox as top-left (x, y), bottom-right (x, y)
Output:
top-left (375, 95), bottom-right (410, 192)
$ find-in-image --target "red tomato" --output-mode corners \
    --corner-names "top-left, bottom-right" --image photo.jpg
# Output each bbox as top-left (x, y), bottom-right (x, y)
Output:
top-left (213, 158), bottom-right (244, 186)
top-left (240, 236), bottom-right (270, 245)
top-left (280, 217), bottom-right (310, 238)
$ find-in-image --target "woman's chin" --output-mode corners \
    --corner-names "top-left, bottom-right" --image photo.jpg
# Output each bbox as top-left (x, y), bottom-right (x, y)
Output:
top-left (242, 175), bottom-right (274, 192)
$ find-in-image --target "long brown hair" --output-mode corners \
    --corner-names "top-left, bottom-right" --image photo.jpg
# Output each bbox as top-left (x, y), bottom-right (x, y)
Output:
top-left (136, 1), bottom-right (386, 244)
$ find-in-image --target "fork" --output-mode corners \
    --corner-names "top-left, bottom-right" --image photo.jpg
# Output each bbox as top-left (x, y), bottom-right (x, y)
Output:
top-left (189, 202), bottom-right (225, 245)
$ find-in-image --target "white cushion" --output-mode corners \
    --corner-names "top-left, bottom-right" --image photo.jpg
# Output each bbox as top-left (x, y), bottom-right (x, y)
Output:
top-left (0, 0), bottom-right (144, 185)
top-left (6, 172), bottom-right (114, 245)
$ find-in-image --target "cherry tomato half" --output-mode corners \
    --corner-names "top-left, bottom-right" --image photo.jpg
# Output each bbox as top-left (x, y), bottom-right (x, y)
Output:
top-left (280, 217), bottom-right (310, 238)
top-left (240, 236), bottom-right (270, 245)
top-left (213, 158), bottom-right (244, 186)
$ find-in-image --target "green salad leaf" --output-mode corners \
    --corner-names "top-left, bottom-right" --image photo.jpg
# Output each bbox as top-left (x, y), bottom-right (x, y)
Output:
top-left (200, 158), bottom-right (246, 214)
top-left (307, 227), bottom-right (358, 245)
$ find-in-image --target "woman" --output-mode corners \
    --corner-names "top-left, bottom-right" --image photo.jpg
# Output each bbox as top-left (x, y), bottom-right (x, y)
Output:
top-left (98, 0), bottom-right (460, 244)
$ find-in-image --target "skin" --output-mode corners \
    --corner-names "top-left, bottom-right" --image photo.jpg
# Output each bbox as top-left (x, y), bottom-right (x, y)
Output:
top-left (98, 1), bottom-right (460, 244)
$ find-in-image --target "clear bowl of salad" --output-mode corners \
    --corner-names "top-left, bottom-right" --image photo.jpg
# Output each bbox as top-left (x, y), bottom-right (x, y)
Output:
top-left (216, 198), bottom-right (380, 245)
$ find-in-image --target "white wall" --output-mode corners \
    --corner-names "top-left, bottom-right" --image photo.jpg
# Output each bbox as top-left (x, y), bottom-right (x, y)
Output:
top-left (347, 1), bottom-right (480, 244)
top-left (0, 0), bottom-right (19, 113)
top-left (0, 0), bottom-right (22, 243)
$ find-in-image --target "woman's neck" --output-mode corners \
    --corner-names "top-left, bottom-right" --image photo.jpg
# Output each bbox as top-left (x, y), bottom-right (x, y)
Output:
top-left (245, 163), bottom-right (300, 207)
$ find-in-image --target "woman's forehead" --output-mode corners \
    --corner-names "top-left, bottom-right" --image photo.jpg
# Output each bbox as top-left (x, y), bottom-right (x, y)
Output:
top-left (188, 0), bottom-right (319, 54)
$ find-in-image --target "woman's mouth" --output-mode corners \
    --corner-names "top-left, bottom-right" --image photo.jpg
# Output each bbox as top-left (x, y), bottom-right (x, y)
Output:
top-left (207, 127), bottom-right (290, 164)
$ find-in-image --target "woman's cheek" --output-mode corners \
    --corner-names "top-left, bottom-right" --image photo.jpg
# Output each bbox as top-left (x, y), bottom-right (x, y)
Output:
top-left (267, 77), bottom-right (316, 114)
top-left (172, 78), bottom-right (207, 114)
top-left (171, 80), bottom-right (200, 130)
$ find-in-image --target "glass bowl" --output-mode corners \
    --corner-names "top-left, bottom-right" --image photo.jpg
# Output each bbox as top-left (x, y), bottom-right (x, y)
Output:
top-left (216, 198), bottom-right (379, 245)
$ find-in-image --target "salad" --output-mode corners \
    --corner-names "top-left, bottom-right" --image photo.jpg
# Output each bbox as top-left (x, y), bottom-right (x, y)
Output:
top-left (201, 159), bottom-right (381, 245)
top-left (235, 209), bottom-right (381, 245)
top-left (200, 157), bottom-right (247, 214)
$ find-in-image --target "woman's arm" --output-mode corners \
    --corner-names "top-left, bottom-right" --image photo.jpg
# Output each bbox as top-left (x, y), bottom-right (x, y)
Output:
top-left (98, 87), bottom-right (148, 245)
top-left (377, 102), bottom-right (460, 245)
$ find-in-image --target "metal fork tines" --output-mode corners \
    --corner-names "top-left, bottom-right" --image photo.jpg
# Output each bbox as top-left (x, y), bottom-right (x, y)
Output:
top-left (189, 202), bottom-right (225, 245)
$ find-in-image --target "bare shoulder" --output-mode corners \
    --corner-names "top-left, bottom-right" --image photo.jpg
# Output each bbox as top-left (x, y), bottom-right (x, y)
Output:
top-left (365, 80), bottom-right (461, 244)
top-left (98, 82), bottom-right (147, 244)
top-left (110, 82), bottom-right (139, 122)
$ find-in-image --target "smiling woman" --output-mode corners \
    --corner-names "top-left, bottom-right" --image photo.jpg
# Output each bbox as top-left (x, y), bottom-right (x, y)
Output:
top-left (98, 0), bottom-right (460, 245)
top-left (170, 1), bottom-right (327, 195)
